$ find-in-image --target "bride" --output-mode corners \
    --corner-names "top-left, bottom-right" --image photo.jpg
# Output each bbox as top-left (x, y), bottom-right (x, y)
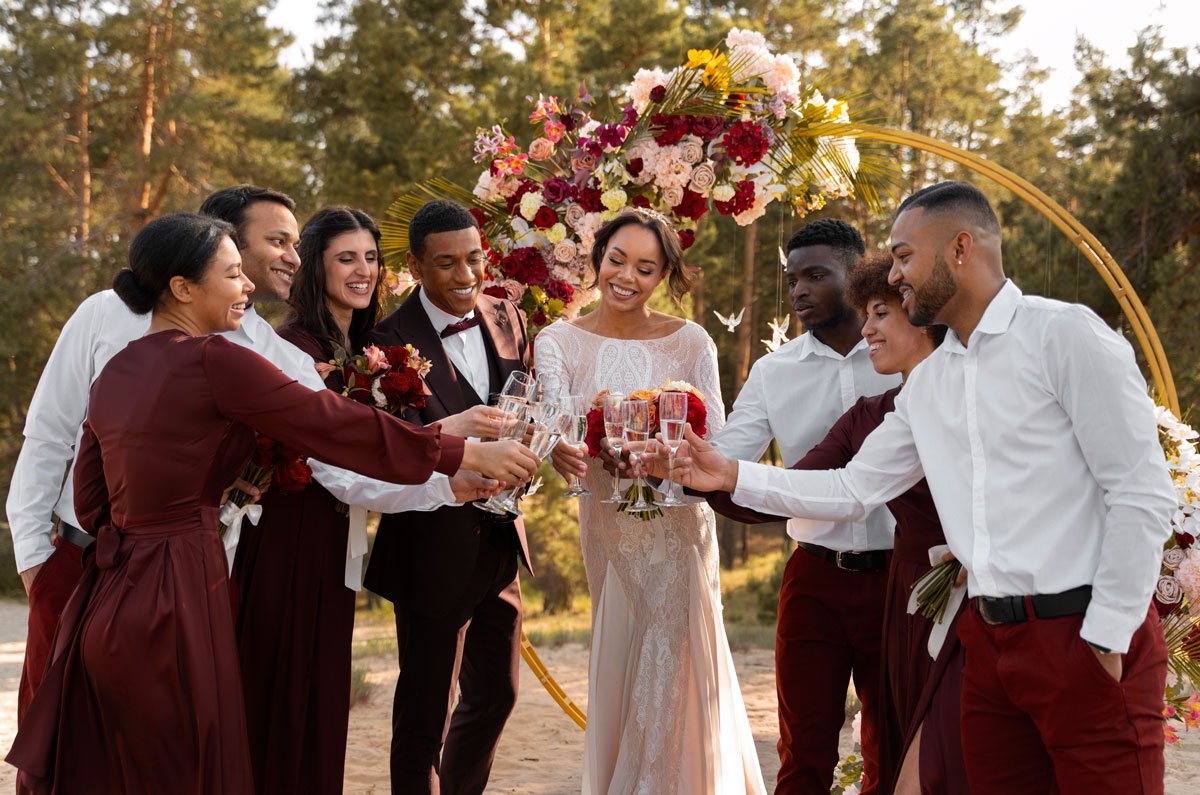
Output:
top-left (538, 208), bottom-right (765, 794)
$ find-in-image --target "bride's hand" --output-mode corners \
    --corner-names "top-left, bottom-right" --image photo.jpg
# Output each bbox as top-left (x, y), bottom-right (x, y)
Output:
top-left (668, 426), bottom-right (739, 493)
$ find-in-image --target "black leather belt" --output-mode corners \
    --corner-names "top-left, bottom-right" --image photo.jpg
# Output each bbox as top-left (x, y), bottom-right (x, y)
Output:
top-left (975, 585), bottom-right (1092, 624)
top-left (58, 521), bottom-right (95, 549)
top-left (797, 542), bottom-right (890, 572)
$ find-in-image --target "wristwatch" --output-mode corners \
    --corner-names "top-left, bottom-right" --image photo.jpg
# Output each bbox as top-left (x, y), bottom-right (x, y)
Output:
top-left (1087, 641), bottom-right (1114, 655)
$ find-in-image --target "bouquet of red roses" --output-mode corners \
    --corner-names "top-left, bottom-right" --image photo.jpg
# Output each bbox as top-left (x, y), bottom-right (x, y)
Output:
top-left (220, 435), bottom-right (314, 535)
top-left (318, 343), bottom-right (433, 415)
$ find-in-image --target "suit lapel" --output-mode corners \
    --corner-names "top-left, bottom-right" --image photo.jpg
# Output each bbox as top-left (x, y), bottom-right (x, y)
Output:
top-left (395, 289), bottom-right (470, 418)
top-left (476, 296), bottom-right (526, 398)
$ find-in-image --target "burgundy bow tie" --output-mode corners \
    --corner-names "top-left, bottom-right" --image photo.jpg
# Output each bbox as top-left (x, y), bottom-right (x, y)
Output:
top-left (440, 314), bottom-right (481, 338)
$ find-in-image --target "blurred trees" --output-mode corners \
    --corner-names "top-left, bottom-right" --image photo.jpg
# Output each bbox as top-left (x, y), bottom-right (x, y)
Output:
top-left (1, 0), bottom-right (1196, 594)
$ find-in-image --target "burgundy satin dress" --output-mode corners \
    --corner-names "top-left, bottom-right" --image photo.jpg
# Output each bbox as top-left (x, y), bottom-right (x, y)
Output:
top-left (8, 330), bottom-right (462, 794)
top-left (231, 321), bottom-right (357, 795)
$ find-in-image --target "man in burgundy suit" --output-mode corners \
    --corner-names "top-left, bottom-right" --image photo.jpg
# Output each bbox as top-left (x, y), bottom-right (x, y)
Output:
top-left (363, 200), bottom-right (532, 795)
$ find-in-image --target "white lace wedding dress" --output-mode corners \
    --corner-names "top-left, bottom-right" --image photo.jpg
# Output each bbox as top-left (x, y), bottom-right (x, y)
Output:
top-left (535, 319), bottom-right (766, 795)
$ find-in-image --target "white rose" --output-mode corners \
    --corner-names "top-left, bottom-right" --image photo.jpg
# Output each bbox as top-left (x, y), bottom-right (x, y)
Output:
top-left (1164, 547), bottom-right (1188, 571)
top-left (689, 164), bottom-right (716, 195)
top-left (661, 185), bottom-right (685, 209)
top-left (553, 238), bottom-right (578, 263)
top-left (564, 203), bottom-right (586, 228)
top-left (678, 136), bottom-right (704, 165)
top-left (1157, 575), bottom-right (1184, 605)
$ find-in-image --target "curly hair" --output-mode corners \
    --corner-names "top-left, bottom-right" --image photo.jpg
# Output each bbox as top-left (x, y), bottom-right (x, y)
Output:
top-left (785, 218), bottom-right (865, 269)
top-left (847, 252), bottom-right (947, 346)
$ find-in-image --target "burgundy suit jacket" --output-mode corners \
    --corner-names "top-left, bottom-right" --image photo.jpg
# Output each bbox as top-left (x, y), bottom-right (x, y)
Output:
top-left (362, 287), bottom-right (532, 618)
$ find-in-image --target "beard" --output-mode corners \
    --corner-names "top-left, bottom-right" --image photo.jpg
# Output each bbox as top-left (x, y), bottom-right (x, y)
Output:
top-left (907, 252), bottom-right (957, 326)
top-left (801, 303), bottom-right (855, 332)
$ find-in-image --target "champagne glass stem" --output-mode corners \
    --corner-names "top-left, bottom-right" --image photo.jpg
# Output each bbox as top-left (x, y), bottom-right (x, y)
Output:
top-left (665, 447), bottom-right (676, 500)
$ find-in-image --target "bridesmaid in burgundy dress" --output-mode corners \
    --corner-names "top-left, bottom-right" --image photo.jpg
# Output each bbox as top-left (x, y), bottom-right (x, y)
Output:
top-left (7, 213), bottom-right (539, 794)
top-left (232, 206), bottom-right (391, 794)
top-left (705, 253), bottom-right (967, 794)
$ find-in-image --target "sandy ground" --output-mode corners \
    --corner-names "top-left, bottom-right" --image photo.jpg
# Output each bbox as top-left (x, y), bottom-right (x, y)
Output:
top-left (0, 600), bottom-right (1196, 793)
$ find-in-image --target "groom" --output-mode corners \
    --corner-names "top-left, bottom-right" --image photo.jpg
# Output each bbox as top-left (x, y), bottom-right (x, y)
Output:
top-left (364, 199), bottom-right (533, 795)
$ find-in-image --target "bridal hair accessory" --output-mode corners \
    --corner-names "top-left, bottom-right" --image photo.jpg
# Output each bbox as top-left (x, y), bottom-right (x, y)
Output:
top-left (381, 27), bottom-right (889, 333)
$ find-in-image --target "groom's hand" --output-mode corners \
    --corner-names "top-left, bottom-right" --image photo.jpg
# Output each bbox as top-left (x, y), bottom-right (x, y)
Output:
top-left (461, 440), bottom-right (540, 485)
top-left (670, 426), bottom-right (739, 493)
top-left (449, 470), bottom-right (503, 503)
top-left (437, 405), bottom-right (510, 440)
top-left (550, 438), bottom-right (588, 479)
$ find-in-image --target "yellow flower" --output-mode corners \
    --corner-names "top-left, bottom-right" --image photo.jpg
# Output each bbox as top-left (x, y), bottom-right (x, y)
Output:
top-left (686, 48), bottom-right (715, 69)
top-left (702, 53), bottom-right (730, 90)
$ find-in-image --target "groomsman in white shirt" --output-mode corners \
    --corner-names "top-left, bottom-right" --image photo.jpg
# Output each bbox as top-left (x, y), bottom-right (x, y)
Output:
top-left (668, 182), bottom-right (1175, 795)
top-left (6, 186), bottom-right (485, 765)
top-left (711, 219), bottom-right (899, 795)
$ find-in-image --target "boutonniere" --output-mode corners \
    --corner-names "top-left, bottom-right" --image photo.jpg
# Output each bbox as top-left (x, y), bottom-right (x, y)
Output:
top-left (491, 302), bottom-right (510, 328)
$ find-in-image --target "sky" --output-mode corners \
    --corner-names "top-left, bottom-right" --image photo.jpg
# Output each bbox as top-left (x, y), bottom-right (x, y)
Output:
top-left (268, 0), bottom-right (1199, 111)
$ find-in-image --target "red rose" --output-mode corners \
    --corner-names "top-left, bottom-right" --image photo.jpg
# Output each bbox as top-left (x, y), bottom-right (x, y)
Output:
top-left (274, 457), bottom-right (313, 493)
top-left (689, 116), bottom-right (726, 141)
top-left (650, 113), bottom-right (690, 146)
top-left (1178, 532), bottom-right (1195, 549)
top-left (531, 309), bottom-right (548, 327)
top-left (577, 183), bottom-right (604, 213)
top-left (500, 246), bottom-right (549, 285)
top-left (684, 391), bottom-right (708, 438)
top-left (650, 85), bottom-right (667, 103)
top-left (542, 176), bottom-right (573, 204)
top-left (584, 407), bottom-right (606, 458)
top-left (544, 279), bottom-right (574, 304)
top-left (631, 194), bottom-right (651, 209)
top-left (626, 157), bottom-right (644, 177)
top-left (672, 188), bottom-right (708, 221)
top-left (678, 229), bottom-right (696, 250)
top-left (713, 180), bottom-right (756, 217)
top-left (483, 284), bottom-right (508, 300)
top-left (252, 435), bottom-right (278, 468)
top-left (723, 119), bottom-right (771, 166)
top-left (379, 345), bottom-right (409, 369)
top-left (1155, 596), bottom-right (1182, 618)
top-left (533, 205), bottom-right (559, 229)
top-left (469, 208), bottom-right (490, 228)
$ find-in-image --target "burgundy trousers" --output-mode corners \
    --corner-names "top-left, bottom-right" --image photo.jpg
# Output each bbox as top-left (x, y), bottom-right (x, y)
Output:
top-left (958, 604), bottom-right (1167, 795)
top-left (17, 537), bottom-right (85, 795)
top-left (775, 546), bottom-right (889, 795)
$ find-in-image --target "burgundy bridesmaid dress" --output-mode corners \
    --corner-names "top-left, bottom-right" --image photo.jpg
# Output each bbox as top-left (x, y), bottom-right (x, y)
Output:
top-left (232, 321), bottom-right (359, 795)
top-left (8, 330), bottom-right (462, 794)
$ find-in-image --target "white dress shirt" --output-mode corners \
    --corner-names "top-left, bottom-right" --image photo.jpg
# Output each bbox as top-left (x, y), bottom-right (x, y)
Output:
top-left (712, 332), bottom-right (900, 551)
top-left (419, 286), bottom-right (490, 403)
top-left (7, 290), bottom-right (455, 588)
top-left (732, 281), bottom-right (1175, 652)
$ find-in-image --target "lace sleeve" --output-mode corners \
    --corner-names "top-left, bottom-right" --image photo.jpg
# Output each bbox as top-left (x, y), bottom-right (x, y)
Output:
top-left (689, 324), bottom-right (725, 437)
top-left (532, 323), bottom-right (572, 402)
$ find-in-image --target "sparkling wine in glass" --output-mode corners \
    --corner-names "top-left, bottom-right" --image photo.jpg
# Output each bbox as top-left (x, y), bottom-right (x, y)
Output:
top-left (482, 402), bottom-right (568, 515)
top-left (561, 395), bottom-right (591, 497)
top-left (657, 391), bottom-right (688, 507)
top-left (621, 398), bottom-right (654, 512)
top-left (602, 392), bottom-right (626, 504)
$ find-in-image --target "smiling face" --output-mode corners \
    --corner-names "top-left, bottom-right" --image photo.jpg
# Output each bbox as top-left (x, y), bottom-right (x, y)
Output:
top-left (860, 295), bottom-right (934, 377)
top-left (596, 224), bottom-right (667, 312)
top-left (785, 244), bottom-right (854, 331)
top-left (406, 226), bottom-right (485, 317)
top-left (887, 207), bottom-right (960, 327)
top-left (237, 200), bottom-right (301, 303)
top-left (184, 235), bottom-right (254, 333)
top-left (322, 229), bottom-right (379, 318)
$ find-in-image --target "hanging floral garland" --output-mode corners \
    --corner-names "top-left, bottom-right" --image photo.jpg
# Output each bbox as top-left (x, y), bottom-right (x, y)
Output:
top-left (381, 28), bottom-right (883, 332)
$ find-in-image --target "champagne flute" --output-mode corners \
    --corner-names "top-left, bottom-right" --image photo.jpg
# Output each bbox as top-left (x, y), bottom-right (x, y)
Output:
top-left (621, 398), bottom-right (654, 512)
top-left (561, 395), bottom-right (592, 497)
top-left (656, 391), bottom-right (688, 507)
top-left (481, 402), bottom-right (568, 515)
top-left (601, 392), bottom-right (626, 504)
top-left (474, 397), bottom-right (530, 514)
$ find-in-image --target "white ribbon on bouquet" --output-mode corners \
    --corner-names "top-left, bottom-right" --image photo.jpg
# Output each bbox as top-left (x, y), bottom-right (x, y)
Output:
top-left (905, 543), bottom-right (967, 660)
top-left (219, 500), bottom-right (263, 573)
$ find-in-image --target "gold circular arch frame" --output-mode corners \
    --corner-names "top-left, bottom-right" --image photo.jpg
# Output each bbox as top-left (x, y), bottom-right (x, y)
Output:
top-left (519, 125), bottom-right (1180, 730)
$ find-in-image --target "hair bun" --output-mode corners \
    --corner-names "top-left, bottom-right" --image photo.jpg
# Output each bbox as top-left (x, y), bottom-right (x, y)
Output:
top-left (112, 268), bottom-right (156, 314)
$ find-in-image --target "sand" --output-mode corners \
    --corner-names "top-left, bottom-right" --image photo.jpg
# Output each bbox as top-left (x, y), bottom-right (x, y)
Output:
top-left (0, 600), bottom-right (1195, 792)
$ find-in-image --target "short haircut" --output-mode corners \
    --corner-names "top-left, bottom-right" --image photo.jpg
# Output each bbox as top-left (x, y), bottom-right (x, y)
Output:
top-left (114, 213), bottom-right (235, 314)
top-left (199, 184), bottom-right (296, 246)
top-left (785, 218), bottom-right (865, 268)
top-left (896, 181), bottom-right (1000, 234)
top-left (846, 251), bottom-right (947, 346)
top-left (408, 200), bottom-right (479, 260)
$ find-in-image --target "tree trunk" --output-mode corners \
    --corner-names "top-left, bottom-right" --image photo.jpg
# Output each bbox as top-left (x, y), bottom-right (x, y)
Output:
top-left (734, 221), bottom-right (759, 391)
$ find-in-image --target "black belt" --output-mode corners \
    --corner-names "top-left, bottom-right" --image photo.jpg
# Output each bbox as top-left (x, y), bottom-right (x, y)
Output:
top-left (58, 521), bottom-right (94, 550)
top-left (975, 585), bottom-right (1092, 624)
top-left (797, 542), bottom-right (890, 572)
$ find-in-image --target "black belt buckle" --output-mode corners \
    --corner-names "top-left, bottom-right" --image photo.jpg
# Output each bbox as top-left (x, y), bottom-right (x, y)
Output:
top-left (978, 595), bottom-right (1025, 624)
top-left (834, 550), bottom-right (858, 571)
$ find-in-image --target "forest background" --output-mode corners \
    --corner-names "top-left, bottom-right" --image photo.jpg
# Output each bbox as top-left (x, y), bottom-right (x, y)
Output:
top-left (0, 0), bottom-right (1196, 632)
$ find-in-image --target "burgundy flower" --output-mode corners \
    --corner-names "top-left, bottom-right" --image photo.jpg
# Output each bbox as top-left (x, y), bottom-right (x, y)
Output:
top-left (1178, 532), bottom-right (1196, 549)
top-left (650, 85), bottom-right (667, 104)
top-left (504, 179), bottom-right (540, 215)
top-left (542, 176), bottom-right (574, 204)
top-left (621, 104), bottom-right (639, 127)
top-left (275, 458), bottom-right (313, 493)
top-left (483, 284), bottom-right (508, 300)
top-left (631, 194), bottom-right (651, 209)
top-left (533, 205), bottom-right (560, 229)
top-left (500, 246), bottom-right (550, 285)
top-left (544, 279), bottom-right (575, 304)
top-left (469, 208), bottom-right (490, 228)
top-left (689, 115), bottom-right (726, 141)
top-left (678, 229), bottom-right (696, 250)
top-left (577, 183), bottom-right (604, 213)
top-left (531, 309), bottom-right (548, 327)
top-left (650, 113), bottom-right (690, 146)
top-left (595, 123), bottom-right (627, 150)
top-left (672, 188), bottom-right (708, 222)
top-left (626, 157), bottom-right (644, 177)
top-left (713, 180), bottom-right (757, 217)
top-left (724, 119), bottom-right (771, 166)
